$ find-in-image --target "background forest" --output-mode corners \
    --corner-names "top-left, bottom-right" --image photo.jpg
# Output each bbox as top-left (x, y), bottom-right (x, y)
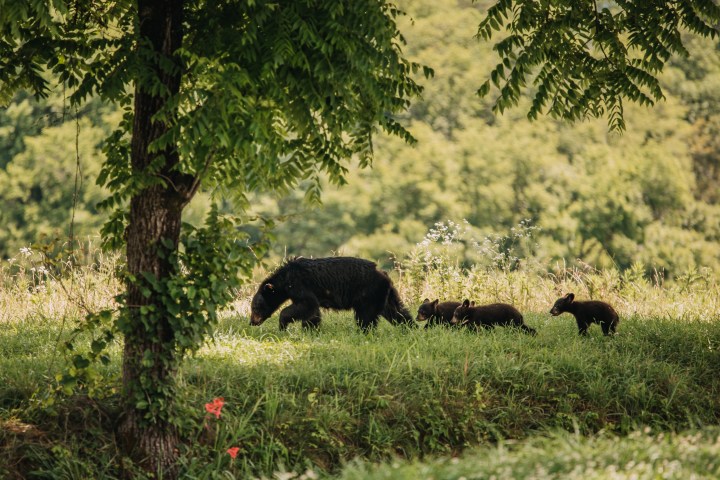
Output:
top-left (2, 0), bottom-right (720, 279)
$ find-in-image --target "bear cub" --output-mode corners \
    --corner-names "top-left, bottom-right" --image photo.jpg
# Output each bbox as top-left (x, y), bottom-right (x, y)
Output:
top-left (451, 300), bottom-right (536, 335)
top-left (416, 299), bottom-right (461, 328)
top-left (550, 293), bottom-right (619, 336)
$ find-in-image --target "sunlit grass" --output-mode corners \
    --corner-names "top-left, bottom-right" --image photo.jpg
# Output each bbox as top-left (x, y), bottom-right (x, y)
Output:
top-left (336, 428), bottom-right (720, 479)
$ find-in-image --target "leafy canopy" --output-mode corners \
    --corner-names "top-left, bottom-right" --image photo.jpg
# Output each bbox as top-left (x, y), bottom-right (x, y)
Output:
top-left (477, 0), bottom-right (720, 130)
top-left (1, 0), bottom-right (429, 212)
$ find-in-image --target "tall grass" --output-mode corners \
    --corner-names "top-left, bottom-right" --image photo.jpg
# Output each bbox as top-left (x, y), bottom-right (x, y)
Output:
top-left (0, 241), bottom-right (120, 324)
top-left (1, 237), bottom-right (720, 478)
top-left (0, 243), bottom-right (120, 407)
top-left (399, 221), bottom-right (720, 322)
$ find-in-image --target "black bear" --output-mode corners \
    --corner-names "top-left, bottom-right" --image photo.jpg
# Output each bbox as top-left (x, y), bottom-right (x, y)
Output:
top-left (550, 293), bottom-right (619, 336)
top-left (416, 298), bottom-right (461, 328)
top-left (451, 299), bottom-right (536, 335)
top-left (249, 256), bottom-right (415, 332)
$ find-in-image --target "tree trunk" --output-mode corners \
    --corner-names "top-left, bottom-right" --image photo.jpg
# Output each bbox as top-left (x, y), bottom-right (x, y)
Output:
top-left (117, 0), bottom-right (190, 477)
top-left (118, 189), bottom-right (184, 476)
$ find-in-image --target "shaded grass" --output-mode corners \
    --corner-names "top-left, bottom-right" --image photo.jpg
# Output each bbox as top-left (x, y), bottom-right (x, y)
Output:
top-left (1, 274), bottom-right (720, 478)
top-left (0, 318), bottom-right (69, 411)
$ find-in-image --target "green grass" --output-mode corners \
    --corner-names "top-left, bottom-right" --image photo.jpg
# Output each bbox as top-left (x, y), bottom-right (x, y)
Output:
top-left (184, 313), bottom-right (720, 476)
top-left (335, 428), bottom-right (720, 479)
top-left (1, 260), bottom-right (720, 478)
top-left (3, 307), bottom-right (720, 479)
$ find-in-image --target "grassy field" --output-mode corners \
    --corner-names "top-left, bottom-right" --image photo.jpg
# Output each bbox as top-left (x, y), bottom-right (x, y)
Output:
top-left (1, 256), bottom-right (720, 478)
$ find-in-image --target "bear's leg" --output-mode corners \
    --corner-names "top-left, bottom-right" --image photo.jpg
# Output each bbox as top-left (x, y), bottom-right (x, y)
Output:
top-left (383, 306), bottom-right (415, 327)
top-left (279, 301), bottom-right (321, 331)
top-left (301, 308), bottom-right (321, 330)
top-left (278, 306), bottom-right (297, 331)
top-left (354, 305), bottom-right (382, 333)
top-left (352, 281), bottom-right (391, 332)
top-left (381, 296), bottom-right (414, 327)
top-left (601, 319), bottom-right (617, 336)
top-left (520, 324), bottom-right (537, 335)
top-left (376, 278), bottom-right (415, 328)
top-left (576, 318), bottom-right (590, 336)
top-left (511, 315), bottom-right (536, 335)
top-left (470, 319), bottom-right (492, 331)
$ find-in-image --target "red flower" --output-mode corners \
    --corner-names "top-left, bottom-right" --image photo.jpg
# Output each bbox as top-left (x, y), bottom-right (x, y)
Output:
top-left (204, 397), bottom-right (225, 419)
top-left (227, 446), bottom-right (240, 459)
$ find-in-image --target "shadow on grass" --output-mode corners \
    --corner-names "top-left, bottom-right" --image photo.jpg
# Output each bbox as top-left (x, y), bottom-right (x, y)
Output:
top-left (1, 310), bottom-right (719, 478)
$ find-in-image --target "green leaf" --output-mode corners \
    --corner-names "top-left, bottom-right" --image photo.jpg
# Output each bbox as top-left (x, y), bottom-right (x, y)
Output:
top-left (72, 355), bottom-right (91, 370)
top-left (91, 340), bottom-right (106, 354)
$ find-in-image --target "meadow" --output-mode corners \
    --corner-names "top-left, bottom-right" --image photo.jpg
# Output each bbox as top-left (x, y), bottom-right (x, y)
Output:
top-left (1, 250), bottom-right (720, 479)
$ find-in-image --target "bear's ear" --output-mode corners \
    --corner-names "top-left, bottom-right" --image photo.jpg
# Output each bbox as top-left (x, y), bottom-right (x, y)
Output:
top-left (470, 301), bottom-right (476, 307)
top-left (462, 299), bottom-right (470, 307)
top-left (565, 293), bottom-right (575, 302)
top-left (423, 298), bottom-right (430, 304)
top-left (432, 299), bottom-right (439, 306)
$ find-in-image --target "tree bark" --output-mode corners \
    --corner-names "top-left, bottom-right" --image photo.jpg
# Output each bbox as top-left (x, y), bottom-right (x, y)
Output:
top-left (117, 0), bottom-right (190, 477)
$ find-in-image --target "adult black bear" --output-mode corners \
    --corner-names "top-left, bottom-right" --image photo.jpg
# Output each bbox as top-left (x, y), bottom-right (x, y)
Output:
top-left (249, 257), bottom-right (414, 332)
top-left (550, 293), bottom-right (619, 336)
top-left (416, 298), bottom-right (461, 328)
top-left (451, 299), bottom-right (536, 335)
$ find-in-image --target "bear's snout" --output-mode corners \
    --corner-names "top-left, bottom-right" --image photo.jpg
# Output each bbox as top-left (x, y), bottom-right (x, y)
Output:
top-left (250, 313), bottom-right (265, 325)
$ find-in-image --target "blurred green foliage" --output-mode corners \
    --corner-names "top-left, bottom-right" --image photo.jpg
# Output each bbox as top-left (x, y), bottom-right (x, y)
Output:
top-left (0, 92), bottom-right (112, 254)
top-left (259, 0), bottom-right (720, 278)
top-left (2, 0), bottom-right (720, 278)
